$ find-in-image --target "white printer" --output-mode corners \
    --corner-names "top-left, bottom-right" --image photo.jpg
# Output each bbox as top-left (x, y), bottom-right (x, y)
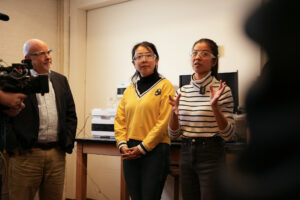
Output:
top-left (91, 108), bottom-right (116, 140)
top-left (91, 83), bottom-right (129, 140)
top-left (117, 83), bottom-right (129, 98)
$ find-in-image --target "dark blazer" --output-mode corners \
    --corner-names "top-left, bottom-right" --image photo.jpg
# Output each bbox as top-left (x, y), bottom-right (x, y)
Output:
top-left (6, 71), bottom-right (77, 154)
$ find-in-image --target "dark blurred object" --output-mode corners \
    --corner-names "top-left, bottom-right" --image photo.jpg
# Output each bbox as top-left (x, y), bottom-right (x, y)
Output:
top-left (0, 13), bottom-right (9, 21)
top-left (217, 0), bottom-right (300, 199)
top-left (0, 59), bottom-right (49, 96)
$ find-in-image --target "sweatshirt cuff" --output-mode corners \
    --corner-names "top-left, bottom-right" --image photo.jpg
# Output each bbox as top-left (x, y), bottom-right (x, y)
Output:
top-left (138, 142), bottom-right (148, 155)
top-left (218, 123), bottom-right (231, 134)
top-left (217, 123), bottom-right (234, 141)
top-left (168, 126), bottom-right (181, 138)
top-left (117, 140), bottom-right (128, 152)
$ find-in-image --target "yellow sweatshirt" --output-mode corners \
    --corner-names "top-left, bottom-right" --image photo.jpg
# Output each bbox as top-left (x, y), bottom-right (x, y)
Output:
top-left (114, 78), bottom-right (174, 154)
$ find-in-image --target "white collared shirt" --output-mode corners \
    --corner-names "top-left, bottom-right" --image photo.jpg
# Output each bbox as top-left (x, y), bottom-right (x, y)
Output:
top-left (33, 70), bottom-right (58, 143)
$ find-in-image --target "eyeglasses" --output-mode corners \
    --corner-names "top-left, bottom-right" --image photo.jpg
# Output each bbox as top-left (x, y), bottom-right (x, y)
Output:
top-left (133, 53), bottom-right (156, 61)
top-left (191, 50), bottom-right (215, 59)
top-left (28, 49), bottom-right (52, 57)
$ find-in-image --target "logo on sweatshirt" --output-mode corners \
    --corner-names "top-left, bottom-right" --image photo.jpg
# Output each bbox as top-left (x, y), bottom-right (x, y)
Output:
top-left (155, 89), bottom-right (161, 96)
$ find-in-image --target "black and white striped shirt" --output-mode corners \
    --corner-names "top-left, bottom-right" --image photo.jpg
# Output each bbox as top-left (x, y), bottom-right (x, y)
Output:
top-left (169, 73), bottom-right (235, 141)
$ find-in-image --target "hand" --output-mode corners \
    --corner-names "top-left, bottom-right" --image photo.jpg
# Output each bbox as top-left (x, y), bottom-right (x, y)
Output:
top-left (120, 146), bottom-right (131, 154)
top-left (169, 94), bottom-right (181, 115)
top-left (0, 91), bottom-right (27, 109)
top-left (3, 102), bottom-right (25, 116)
top-left (121, 146), bottom-right (142, 160)
top-left (210, 80), bottom-right (226, 108)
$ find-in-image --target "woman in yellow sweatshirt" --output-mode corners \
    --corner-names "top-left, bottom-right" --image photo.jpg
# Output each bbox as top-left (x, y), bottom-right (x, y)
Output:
top-left (114, 41), bottom-right (174, 200)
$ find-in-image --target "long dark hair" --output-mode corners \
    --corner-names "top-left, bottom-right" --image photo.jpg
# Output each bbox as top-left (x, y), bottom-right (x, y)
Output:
top-left (131, 41), bottom-right (159, 83)
top-left (192, 38), bottom-right (219, 79)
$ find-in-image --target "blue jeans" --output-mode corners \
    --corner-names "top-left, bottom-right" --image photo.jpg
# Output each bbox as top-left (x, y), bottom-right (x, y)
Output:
top-left (180, 137), bottom-right (225, 200)
top-left (123, 139), bottom-right (170, 200)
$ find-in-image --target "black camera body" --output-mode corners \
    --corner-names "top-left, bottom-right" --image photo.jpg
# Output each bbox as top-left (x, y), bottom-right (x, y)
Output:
top-left (0, 59), bottom-right (49, 95)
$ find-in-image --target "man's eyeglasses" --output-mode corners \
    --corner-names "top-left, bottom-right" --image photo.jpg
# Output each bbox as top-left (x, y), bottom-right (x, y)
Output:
top-left (28, 49), bottom-right (52, 57)
top-left (133, 53), bottom-right (156, 61)
top-left (191, 50), bottom-right (216, 59)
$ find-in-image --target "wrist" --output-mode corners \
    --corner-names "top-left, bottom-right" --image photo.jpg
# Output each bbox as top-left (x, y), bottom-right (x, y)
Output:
top-left (171, 109), bottom-right (179, 116)
top-left (211, 104), bottom-right (220, 112)
top-left (118, 142), bottom-right (128, 153)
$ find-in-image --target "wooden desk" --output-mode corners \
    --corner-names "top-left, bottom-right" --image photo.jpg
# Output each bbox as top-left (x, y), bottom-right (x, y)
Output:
top-left (75, 137), bottom-right (244, 200)
top-left (75, 138), bottom-right (129, 200)
top-left (75, 137), bottom-right (181, 200)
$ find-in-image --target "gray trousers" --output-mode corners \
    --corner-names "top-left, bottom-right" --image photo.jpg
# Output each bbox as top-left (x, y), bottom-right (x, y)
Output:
top-left (180, 138), bottom-right (225, 200)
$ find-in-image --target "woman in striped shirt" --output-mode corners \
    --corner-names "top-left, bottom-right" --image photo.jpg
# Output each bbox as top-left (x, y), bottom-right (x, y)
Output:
top-left (168, 38), bottom-right (235, 200)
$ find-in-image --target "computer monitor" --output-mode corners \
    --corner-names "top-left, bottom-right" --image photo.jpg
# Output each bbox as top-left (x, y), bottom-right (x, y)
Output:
top-left (179, 71), bottom-right (239, 113)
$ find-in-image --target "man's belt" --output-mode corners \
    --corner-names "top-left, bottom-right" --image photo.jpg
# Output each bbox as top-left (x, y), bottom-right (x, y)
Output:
top-left (32, 142), bottom-right (59, 150)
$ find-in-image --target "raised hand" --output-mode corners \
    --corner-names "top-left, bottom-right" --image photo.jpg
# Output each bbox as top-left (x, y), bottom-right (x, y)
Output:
top-left (169, 93), bottom-right (181, 115)
top-left (210, 80), bottom-right (226, 107)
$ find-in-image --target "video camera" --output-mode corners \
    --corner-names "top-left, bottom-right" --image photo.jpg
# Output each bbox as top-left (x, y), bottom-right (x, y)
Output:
top-left (0, 59), bottom-right (49, 95)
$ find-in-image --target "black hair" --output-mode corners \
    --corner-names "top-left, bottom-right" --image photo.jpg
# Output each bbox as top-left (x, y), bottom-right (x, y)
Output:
top-left (131, 41), bottom-right (159, 83)
top-left (192, 38), bottom-right (219, 79)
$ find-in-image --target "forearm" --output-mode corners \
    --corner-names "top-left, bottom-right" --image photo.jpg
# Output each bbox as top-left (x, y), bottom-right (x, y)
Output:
top-left (142, 110), bottom-right (171, 152)
top-left (212, 105), bottom-right (228, 130)
top-left (0, 90), bottom-right (4, 105)
top-left (114, 103), bottom-right (128, 147)
top-left (168, 111), bottom-right (182, 138)
top-left (0, 90), bottom-right (8, 107)
top-left (168, 111), bottom-right (180, 131)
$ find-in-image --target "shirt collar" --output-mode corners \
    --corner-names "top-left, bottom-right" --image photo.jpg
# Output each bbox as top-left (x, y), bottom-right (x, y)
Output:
top-left (191, 71), bottom-right (213, 87)
top-left (31, 69), bottom-right (51, 77)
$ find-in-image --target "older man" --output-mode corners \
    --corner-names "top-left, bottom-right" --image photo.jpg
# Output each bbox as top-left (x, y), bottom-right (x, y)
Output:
top-left (6, 39), bottom-right (77, 200)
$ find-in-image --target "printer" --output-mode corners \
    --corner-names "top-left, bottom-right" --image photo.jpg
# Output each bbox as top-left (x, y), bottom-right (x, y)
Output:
top-left (91, 83), bottom-right (129, 140)
top-left (117, 83), bottom-right (129, 98)
top-left (91, 108), bottom-right (116, 140)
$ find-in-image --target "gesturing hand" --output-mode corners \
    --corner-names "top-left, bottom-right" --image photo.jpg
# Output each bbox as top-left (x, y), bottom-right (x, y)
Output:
top-left (169, 94), bottom-right (181, 115)
top-left (210, 80), bottom-right (226, 107)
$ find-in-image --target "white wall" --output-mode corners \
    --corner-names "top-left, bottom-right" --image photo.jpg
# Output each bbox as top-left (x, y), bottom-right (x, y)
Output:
top-left (81, 0), bottom-right (262, 199)
top-left (86, 0), bottom-right (262, 113)
top-left (0, 0), bottom-right (59, 71)
top-left (68, 1), bottom-right (131, 199)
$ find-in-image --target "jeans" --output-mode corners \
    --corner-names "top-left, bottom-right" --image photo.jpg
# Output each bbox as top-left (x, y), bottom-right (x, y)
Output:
top-left (123, 139), bottom-right (170, 200)
top-left (180, 137), bottom-right (225, 200)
